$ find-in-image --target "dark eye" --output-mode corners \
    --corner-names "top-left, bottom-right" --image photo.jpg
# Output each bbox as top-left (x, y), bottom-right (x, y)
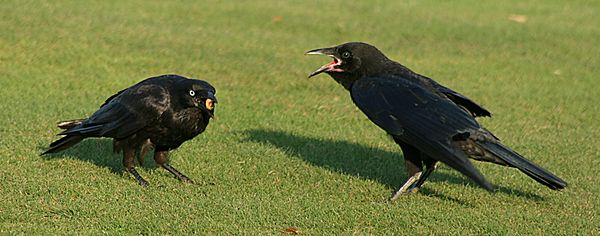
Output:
top-left (342, 51), bottom-right (351, 59)
top-left (189, 90), bottom-right (195, 97)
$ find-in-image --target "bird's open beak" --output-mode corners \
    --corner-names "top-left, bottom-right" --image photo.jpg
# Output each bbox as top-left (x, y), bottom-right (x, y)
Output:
top-left (306, 47), bottom-right (343, 78)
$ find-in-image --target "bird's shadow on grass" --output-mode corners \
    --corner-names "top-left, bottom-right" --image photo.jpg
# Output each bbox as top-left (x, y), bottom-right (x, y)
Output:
top-left (242, 129), bottom-right (544, 203)
top-left (40, 138), bottom-right (157, 174)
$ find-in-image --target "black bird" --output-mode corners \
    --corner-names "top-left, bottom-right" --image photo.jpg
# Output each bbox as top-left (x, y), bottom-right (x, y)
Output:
top-left (43, 74), bottom-right (217, 186)
top-left (307, 42), bottom-right (566, 200)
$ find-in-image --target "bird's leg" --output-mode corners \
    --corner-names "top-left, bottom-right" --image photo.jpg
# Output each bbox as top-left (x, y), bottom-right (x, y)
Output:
top-left (390, 140), bottom-right (425, 200)
top-left (154, 150), bottom-right (194, 184)
top-left (123, 147), bottom-right (149, 187)
top-left (136, 139), bottom-right (154, 166)
top-left (390, 157), bottom-right (423, 201)
top-left (408, 159), bottom-right (438, 193)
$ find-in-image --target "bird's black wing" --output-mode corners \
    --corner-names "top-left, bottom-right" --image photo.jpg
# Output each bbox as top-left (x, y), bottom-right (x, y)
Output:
top-left (351, 75), bottom-right (492, 190)
top-left (99, 87), bottom-right (127, 108)
top-left (436, 85), bottom-right (491, 117)
top-left (60, 83), bottom-right (171, 139)
top-left (55, 88), bottom-right (128, 130)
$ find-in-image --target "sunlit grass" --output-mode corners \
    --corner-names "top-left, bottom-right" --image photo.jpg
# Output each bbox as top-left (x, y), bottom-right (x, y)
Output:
top-left (1, 0), bottom-right (598, 234)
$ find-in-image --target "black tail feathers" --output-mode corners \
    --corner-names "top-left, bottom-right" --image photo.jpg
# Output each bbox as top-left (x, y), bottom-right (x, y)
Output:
top-left (480, 141), bottom-right (567, 190)
top-left (57, 119), bottom-right (85, 129)
top-left (41, 135), bottom-right (84, 155)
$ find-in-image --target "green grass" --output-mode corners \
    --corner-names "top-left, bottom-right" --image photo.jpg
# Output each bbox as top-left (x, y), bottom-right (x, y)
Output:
top-left (1, 0), bottom-right (599, 234)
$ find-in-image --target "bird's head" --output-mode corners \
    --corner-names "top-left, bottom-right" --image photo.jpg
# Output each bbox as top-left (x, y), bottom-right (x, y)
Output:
top-left (176, 79), bottom-right (217, 118)
top-left (306, 42), bottom-right (388, 80)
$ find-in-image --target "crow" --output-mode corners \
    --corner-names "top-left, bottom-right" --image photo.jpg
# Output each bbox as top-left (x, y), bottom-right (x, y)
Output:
top-left (307, 42), bottom-right (566, 200)
top-left (43, 74), bottom-right (217, 186)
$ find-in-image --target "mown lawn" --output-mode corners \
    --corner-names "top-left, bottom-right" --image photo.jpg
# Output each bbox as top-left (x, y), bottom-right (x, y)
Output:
top-left (1, 0), bottom-right (598, 234)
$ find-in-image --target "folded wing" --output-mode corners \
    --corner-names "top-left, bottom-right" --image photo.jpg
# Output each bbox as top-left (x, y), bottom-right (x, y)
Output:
top-left (351, 75), bottom-right (492, 190)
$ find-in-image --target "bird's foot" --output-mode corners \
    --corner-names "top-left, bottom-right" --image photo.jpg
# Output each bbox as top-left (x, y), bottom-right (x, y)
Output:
top-left (390, 164), bottom-right (438, 200)
top-left (138, 179), bottom-right (150, 187)
top-left (408, 187), bottom-right (420, 193)
top-left (390, 172), bottom-right (422, 201)
top-left (126, 167), bottom-right (150, 187)
top-left (161, 163), bottom-right (194, 184)
top-left (179, 175), bottom-right (194, 184)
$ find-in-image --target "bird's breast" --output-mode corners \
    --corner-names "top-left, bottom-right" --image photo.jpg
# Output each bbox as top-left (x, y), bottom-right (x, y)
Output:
top-left (148, 109), bottom-right (208, 148)
top-left (173, 109), bottom-right (208, 135)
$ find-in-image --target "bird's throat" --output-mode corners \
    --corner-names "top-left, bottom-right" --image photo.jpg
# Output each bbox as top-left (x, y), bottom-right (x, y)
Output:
top-left (330, 73), bottom-right (360, 90)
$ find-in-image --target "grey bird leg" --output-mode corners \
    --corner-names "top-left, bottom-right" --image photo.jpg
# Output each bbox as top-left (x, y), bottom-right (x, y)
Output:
top-left (390, 144), bottom-right (424, 201)
top-left (154, 150), bottom-right (194, 183)
top-left (391, 171), bottom-right (422, 201)
top-left (408, 160), bottom-right (438, 193)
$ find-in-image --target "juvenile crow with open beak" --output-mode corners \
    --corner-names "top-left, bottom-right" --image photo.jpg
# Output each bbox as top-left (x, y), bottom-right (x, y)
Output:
top-left (43, 74), bottom-right (217, 186)
top-left (307, 42), bottom-right (566, 200)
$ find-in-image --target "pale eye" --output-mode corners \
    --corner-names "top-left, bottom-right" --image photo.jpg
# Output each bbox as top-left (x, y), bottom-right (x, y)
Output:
top-left (189, 90), bottom-right (195, 97)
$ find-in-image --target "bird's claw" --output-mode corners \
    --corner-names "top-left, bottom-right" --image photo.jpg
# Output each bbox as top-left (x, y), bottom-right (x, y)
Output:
top-left (178, 175), bottom-right (194, 184)
top-left (138, 179), bottom-right (150, 187)
top-left (408, 187), bottom-right (420, 193)
top-left (390, 172), bottom-right (422, 201)
top-left (127, 167), bottom-right (150, 187)
top-left (161, 163), bottom-right (194, 184)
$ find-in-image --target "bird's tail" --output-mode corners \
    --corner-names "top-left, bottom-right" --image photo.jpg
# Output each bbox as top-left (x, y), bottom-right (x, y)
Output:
top-left (41, 118), bottom-right (88, 155)
top-left (478, 141), bottom-right (567, 190)
top-left (57, 119), bottom-right (85, 129)
top-left (41, 135), bottom-right (84, 155)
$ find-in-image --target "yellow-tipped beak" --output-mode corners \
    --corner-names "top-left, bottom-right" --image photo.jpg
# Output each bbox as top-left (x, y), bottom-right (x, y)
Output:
top-left (205, 99), bottom-right (215, 111)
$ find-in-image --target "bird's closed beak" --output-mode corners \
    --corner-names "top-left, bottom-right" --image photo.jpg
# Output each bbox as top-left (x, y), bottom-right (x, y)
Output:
top-left (207, 92), bottom-right (218, 105)
top-left (306, 47), bottom-right (343, 78)
top-left (204, 92), bottom-right (217, 118)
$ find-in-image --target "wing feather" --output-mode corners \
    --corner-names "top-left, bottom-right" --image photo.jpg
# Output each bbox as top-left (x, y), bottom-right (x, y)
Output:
top-left (351, 75), bottom-right (492, 189)
top-left (61, 83), bottom-right (171, 139)
top-left (437, 85), bottom-right (491, 117)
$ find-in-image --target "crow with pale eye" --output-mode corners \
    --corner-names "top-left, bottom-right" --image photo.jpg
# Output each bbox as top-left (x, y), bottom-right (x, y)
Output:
top-left (43, 74), bottom-right (217, 186)
top-left (307, 42), bottom-right (566, 200)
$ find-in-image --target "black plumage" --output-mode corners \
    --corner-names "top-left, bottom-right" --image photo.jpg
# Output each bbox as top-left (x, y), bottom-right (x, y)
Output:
top-left (307, 42), bottom-right (566, 199)
top-left (43, 74), bottom-right (217, 186)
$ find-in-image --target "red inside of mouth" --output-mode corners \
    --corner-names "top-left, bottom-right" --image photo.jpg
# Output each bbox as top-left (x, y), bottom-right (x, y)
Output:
top-left (325, 58), bottom-right (339, 67)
